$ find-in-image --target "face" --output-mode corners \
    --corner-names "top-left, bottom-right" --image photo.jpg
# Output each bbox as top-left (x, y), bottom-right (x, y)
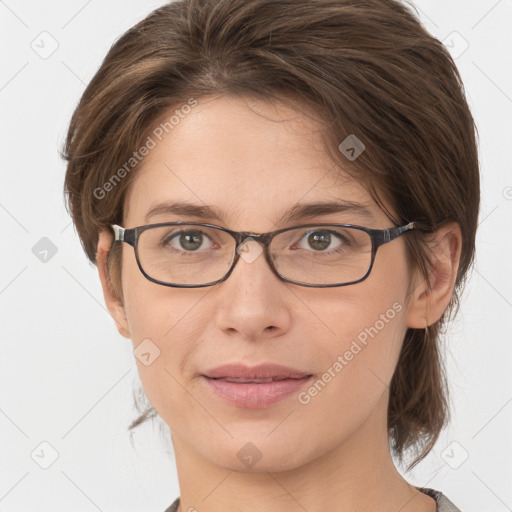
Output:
top-left (114, 95), bottom-right (419, 472)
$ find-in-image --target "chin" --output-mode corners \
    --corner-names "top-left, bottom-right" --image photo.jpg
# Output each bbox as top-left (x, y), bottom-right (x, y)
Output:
top-left (201, 437), bottom-right (310, 473)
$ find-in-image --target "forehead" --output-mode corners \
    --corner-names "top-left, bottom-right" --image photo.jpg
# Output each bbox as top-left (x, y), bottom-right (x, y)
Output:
top-left (123, 95), bottom-right (385, 229)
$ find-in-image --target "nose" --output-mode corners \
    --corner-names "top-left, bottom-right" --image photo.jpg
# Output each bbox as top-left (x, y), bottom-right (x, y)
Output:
top-left (213, 238), bottom-right (292, 340)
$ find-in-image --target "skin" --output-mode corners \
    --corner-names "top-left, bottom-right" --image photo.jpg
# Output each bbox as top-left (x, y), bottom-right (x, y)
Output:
top-left (96, 95), bottom-right (461, 512)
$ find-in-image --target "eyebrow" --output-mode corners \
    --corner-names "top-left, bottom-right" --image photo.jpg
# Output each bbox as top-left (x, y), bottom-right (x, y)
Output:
top-left (144, 199), bottom-right (376, 225)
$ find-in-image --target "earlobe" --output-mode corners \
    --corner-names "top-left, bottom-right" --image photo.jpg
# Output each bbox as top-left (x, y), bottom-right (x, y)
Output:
top-left (96, 229), bottom-right (131, 339)
top-left (405, 222), bottom-right (462, 329)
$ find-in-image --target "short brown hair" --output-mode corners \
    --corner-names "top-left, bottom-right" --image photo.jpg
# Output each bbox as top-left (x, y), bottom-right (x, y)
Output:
top-left (62, 0), bottom-right (480, 469)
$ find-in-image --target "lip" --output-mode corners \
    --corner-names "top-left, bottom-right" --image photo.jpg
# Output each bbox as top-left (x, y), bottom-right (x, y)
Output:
top-left (202, 363), bottom-right (311, 380)
top-left (201, 363), bottom-right (313, 409)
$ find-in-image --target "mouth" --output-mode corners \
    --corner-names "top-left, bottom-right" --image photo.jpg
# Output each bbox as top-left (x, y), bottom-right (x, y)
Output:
top-left (201, 364), bottom-right (313, 408)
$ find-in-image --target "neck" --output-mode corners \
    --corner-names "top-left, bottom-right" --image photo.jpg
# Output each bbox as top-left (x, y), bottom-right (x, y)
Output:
top-left (170, 392), bottom-right (435, 512)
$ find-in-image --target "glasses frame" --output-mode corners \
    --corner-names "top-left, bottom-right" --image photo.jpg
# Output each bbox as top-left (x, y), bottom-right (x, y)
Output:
top-left (111, 221), bottom-right (416, 288)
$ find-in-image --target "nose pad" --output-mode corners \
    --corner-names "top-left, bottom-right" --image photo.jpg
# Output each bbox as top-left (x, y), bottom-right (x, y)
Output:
top-left (236, 237), bottom-right (264, 264)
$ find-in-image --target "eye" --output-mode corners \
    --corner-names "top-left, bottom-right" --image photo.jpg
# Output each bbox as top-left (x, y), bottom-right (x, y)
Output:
top-left (296, 229), bottom-right (347, 252)
top-left (273, 226), bottom-right (362, 257)
top-left (162, 229), bottom-right (216, 252)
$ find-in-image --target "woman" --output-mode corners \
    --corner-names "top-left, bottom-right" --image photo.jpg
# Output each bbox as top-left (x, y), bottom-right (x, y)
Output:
top-left (62, 0), bottom-right (479, 510)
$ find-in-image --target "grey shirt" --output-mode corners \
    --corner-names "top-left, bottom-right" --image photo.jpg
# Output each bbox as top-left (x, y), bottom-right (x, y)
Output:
top-left (163, 487), bottom-right (461, 511)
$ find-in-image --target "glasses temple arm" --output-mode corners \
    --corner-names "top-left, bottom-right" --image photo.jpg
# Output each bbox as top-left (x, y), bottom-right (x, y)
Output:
top-left (387, 221), bottom-right (416, 242)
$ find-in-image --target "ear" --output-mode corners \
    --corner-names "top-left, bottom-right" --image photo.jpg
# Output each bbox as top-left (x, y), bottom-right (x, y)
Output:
top-left (405, 222), bottom-right (462, 328)
top-left (96, 228), bottom-right (131, 339)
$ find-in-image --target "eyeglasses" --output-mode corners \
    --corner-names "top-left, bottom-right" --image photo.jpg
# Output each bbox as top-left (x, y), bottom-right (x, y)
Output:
top-left (111, 221), bottom-right (416, 288)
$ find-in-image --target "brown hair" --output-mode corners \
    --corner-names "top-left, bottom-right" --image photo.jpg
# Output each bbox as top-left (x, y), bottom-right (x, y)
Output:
top-left (62, 0), bottom-right (480, 469)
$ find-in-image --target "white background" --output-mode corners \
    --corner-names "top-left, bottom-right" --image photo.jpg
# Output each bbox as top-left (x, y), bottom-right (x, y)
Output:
top-left (1, 1), bottom-right (511, 511)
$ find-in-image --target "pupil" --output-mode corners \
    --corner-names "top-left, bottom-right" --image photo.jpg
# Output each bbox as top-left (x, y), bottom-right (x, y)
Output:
top-left (309, 231), bottom-right (330, 251)
top-left (180, 232), bottom-right (202, 251)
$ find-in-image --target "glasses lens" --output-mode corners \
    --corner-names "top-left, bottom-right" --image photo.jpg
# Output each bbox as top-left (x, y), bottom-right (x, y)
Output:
top-left (270, 225), bottom-right (373, 285)
top-left (137, 225), bottom-right (236, 285)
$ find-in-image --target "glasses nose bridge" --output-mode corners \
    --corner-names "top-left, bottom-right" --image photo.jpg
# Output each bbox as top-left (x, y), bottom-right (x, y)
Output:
top-left (230, 230), bottom-right (276, 275)
top-left (234, 230), bottom-right (274, 250)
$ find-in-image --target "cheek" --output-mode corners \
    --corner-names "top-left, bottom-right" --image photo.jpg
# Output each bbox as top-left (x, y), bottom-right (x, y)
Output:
top-left (293, 293), bottom-right (407, 449)
top-left (293, 258), bottom-right (409, 410)
top-left (311, 289), bottom-right (406, 389)
top-left (123, 289), bottom-right (208, 422)
top-left (297, 247), bottom-right (409, 362)
top-left (119, 245), bottom-right (193, 339)
top-left (333, 300), bottom-right (406, 391)
top-left (120, 253), bottom-right (208, 411)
